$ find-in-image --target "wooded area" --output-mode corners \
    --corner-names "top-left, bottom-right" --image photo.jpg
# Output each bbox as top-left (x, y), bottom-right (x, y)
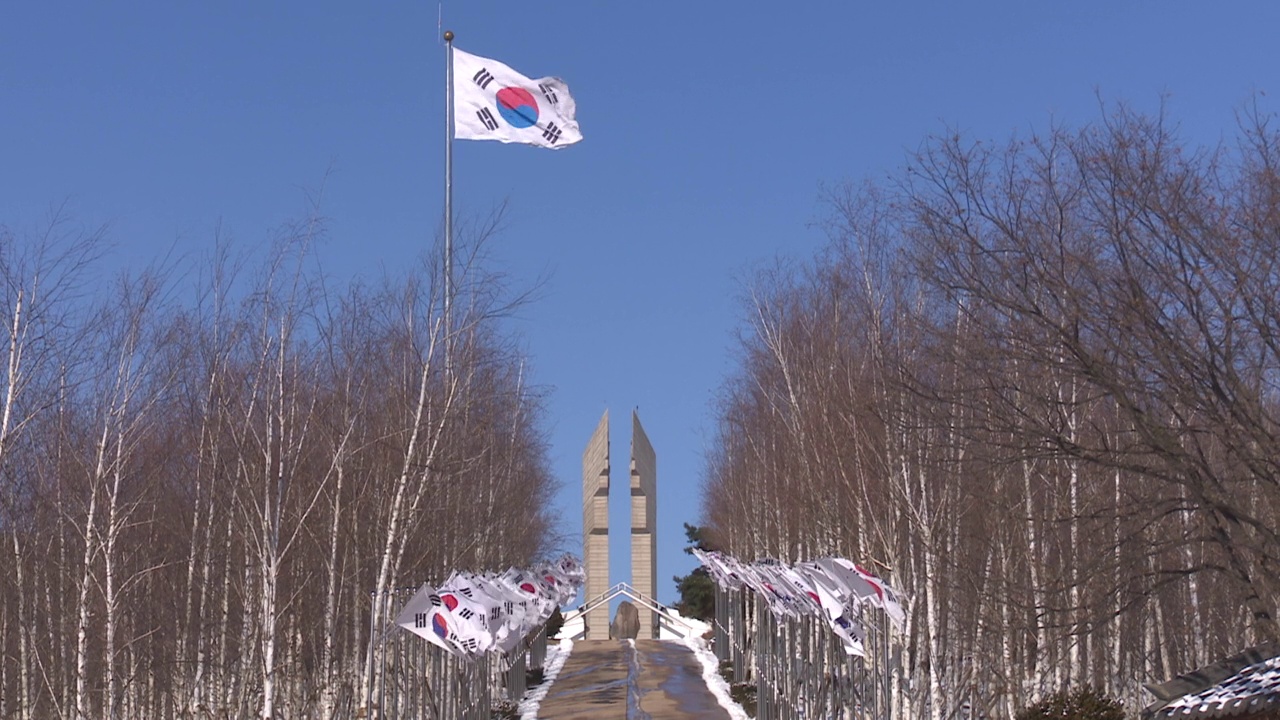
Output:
top-left (703, 106), bottom-right (1280, 717)
top-left (0, 210), bottom-right (557, 719)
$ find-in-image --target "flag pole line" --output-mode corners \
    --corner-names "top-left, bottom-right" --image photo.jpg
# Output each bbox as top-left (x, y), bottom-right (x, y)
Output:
top-left (443, 30), bottom-right (455, 367)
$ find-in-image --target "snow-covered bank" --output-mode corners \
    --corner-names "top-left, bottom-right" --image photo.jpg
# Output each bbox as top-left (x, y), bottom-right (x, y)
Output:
top-left (517, 638), bottom-right (574, 720)
top-left (681, 632), bottom-right (751, 720)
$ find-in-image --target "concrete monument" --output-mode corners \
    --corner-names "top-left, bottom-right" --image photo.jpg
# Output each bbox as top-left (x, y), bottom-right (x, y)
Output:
top-left (630, 411), bottom-right (658, 639)
top-left (581, 411), bottom-right (610, 640)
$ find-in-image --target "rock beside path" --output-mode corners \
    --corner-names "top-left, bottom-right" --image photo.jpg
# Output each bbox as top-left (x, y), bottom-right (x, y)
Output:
top-left (612, 601), bottom-right (640, 639)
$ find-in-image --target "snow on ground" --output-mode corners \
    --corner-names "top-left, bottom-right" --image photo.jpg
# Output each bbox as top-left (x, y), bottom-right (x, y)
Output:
top-left (680, 631), bottom-right (752, 720)
top-left (660, 606), bottom-right (710, 640)
top-left (522, 608), bottom-right (745, 720)
top-left (517, 638), bottom-right (574, 720)
top-left (553, 609), bottom-right (584, 640)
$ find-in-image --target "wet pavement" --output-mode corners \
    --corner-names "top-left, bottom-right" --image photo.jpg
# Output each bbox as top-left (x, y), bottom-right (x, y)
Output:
top-left (535, 639), bottom-right (732, 719)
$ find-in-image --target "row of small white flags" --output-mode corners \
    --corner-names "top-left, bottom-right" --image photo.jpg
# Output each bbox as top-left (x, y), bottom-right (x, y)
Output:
top-left (693, 549), bottom-right (907, 658)
top-left (396, 554), bottom-right (585, 658)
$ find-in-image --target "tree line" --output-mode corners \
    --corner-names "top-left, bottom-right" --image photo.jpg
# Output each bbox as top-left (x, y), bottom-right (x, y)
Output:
top-left (702, 105), bottom-right (1280, 718)
top-left (0, 208), bottom-right (558, 719)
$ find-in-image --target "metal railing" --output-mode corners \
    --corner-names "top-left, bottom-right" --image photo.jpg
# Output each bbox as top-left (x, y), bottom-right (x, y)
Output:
top-left (712, 584), bottom-right (901, 720)
top-left (561, 581), bottom-right (703, 640)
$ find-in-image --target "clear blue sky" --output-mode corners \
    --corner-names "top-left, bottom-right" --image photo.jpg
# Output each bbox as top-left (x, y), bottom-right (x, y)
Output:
top-left (4, 2), bottom-right (1278, 605)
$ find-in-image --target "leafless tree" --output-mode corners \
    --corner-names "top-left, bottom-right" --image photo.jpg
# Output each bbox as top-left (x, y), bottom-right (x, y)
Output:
top-left (0, 203), bottom-right (559, 718)
top-left (703, 104), bottom-right (1280, 716)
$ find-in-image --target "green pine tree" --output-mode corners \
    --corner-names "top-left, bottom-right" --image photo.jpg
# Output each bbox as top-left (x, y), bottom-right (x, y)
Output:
top-left (672, 523), bottom-right (717, 621)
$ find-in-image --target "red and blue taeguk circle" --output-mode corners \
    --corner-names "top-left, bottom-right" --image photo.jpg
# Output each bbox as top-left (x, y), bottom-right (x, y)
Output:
top-left (495, 87), bottom-right (539, 128)
top-left (432, 613), bottom-right (449, 639)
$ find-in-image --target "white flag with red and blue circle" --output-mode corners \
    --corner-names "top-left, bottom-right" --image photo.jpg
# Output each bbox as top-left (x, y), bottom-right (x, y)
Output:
top-left (453, 47), bottom-right (583, 149)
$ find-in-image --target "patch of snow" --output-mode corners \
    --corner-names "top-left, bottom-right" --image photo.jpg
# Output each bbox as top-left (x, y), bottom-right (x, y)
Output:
top-left (553, 609), bottom-right (584, 641)
top-left (517, 638), bottom-right (573, 720)
top-left (659, 606), bottom-right (711, 640)
top-left (680, 632), bottom-right (752, 720)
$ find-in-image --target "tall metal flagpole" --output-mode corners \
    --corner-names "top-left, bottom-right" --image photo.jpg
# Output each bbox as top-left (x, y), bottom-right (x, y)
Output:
top-left (443, 30), bottom-right (455, 352)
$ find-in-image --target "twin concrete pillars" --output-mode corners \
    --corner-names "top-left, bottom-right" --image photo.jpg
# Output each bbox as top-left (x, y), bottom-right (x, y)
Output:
top-left (580, 409), bottom-right (657, 640)
top-left (581, 412), bottom-right (611, 639)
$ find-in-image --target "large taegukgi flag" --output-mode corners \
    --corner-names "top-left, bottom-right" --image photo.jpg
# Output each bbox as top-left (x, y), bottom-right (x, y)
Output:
top-left (500, 568), bottom-right (558, 625)
top-left (395, 583), bottom-right (490, 656)
top-left (795, 563), bottom-right (867, 657)
top-left (697, 549), bottom-right (747, 590)
top-left (395, 558), bottom-right (586, 657)
top-left (452, 47), bottom-right (583, 149)
top-left (474, 574), bottom-right (534, 654)
top-left (815, 558), bottom-right (908, 633)
top-left (553, 553), bottom-right (587, 587)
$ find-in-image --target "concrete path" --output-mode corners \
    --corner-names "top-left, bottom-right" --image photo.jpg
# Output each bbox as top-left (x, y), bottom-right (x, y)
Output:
top-left (536, 639), bottom-right (732, 719)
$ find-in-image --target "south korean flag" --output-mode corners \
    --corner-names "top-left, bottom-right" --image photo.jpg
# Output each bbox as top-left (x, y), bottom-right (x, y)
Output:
top-left (476, 574), bottom-right (534, 654)
top-left (396, 583), bottom-right (467, 657)
top-left (431, 583), bottom-right (495, 656)
top-left (452, 47), bottom-right (583, 149)
top-left (501, 568), bottom-right (558, 626)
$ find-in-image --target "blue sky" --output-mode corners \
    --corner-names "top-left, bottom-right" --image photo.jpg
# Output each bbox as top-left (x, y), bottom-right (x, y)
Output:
top-left (3, 2), bottom-right (1278, 605)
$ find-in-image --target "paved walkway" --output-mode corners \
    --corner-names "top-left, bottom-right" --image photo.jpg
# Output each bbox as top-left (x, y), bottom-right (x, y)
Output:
top-left (536, 639), bottom-right (732, 719)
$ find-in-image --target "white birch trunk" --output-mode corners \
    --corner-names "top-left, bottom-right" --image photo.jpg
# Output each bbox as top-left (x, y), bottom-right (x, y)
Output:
top-left (191, 475), bottom-right (215, 716)
top-left (1154, 592), bottom-right (1173, 681)
top-left (1000, 542), bottom-right (1018, 719)
top-left (75, 403), bottom-right (116, 720)
top-left (1021, 457), bottom-right (1047, 698)
top-left (104, 423), bottom-right (133, 720)
top-left (105, 484), bottom-right (119, 720)
top-left (921, 491), bottom-right (946, 720)
top-left (1180, 485), bottom-right (1205, 666)
top-left (234, 535), bottom-right (254, 715)
top-left (320, 417), bottom-right (355, 717)
top-left (74, 480), bottom-right (101, 720)
top-left (12, 532), bottom-right (33, 720)
top-left (321, 458), bottom-right (348, 720)
top-left (1112, 467), bottom-right (1123, 693)
top-left (218, 514), bottom-right (235, 714)
top-left (1062, 374), bottom-right (1083, 685)
top-left (258, 315), bottom-right (288, 720)
top-left (1, 588), bottom-right (6, 720)
top-left (3, 289), bottom-right (33, 720)
top-left (361, 316), bottom-right (453, 705)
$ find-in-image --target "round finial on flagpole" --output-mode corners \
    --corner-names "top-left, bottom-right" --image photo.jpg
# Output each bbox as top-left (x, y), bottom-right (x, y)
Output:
top-left (443, 30), bottom-right (454, 43)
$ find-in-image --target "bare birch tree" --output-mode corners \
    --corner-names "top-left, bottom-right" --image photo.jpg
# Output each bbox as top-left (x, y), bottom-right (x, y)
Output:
top-left (703, 104), bottom-right (1280, 715)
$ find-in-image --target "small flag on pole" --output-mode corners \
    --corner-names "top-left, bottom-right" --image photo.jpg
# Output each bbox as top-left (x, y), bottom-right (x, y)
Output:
top-left (452, 47), bottom-right (582, 148)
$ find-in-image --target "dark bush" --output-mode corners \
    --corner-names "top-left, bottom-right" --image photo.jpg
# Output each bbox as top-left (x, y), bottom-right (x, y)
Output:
top-left (1016, 687), bottom-right (1125, 720)
top-left (545, 606), bottom-right (564, 639)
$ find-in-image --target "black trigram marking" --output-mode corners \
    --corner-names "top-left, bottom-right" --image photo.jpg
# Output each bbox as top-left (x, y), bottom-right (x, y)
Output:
top-left (429, 595), bottom-right (443, 607)
top-left (476, 107), bottom-right (499, 131)
top-left (458, 587), bottom-right (474, 598)
top-left (472, 69), bottom-right (495, 90)
top-left (415, 612), bottom-right (429, 628)
top-left (539, 83), bottom-right (558, 105)
top-left (542, 123), bottom-right (562, 144)
top-left (489, 607), bottom-right (501, 621)
top-left (458, 637), bottom-right (479, 652)
top-left (457, 607), bottom-right (475, 620)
